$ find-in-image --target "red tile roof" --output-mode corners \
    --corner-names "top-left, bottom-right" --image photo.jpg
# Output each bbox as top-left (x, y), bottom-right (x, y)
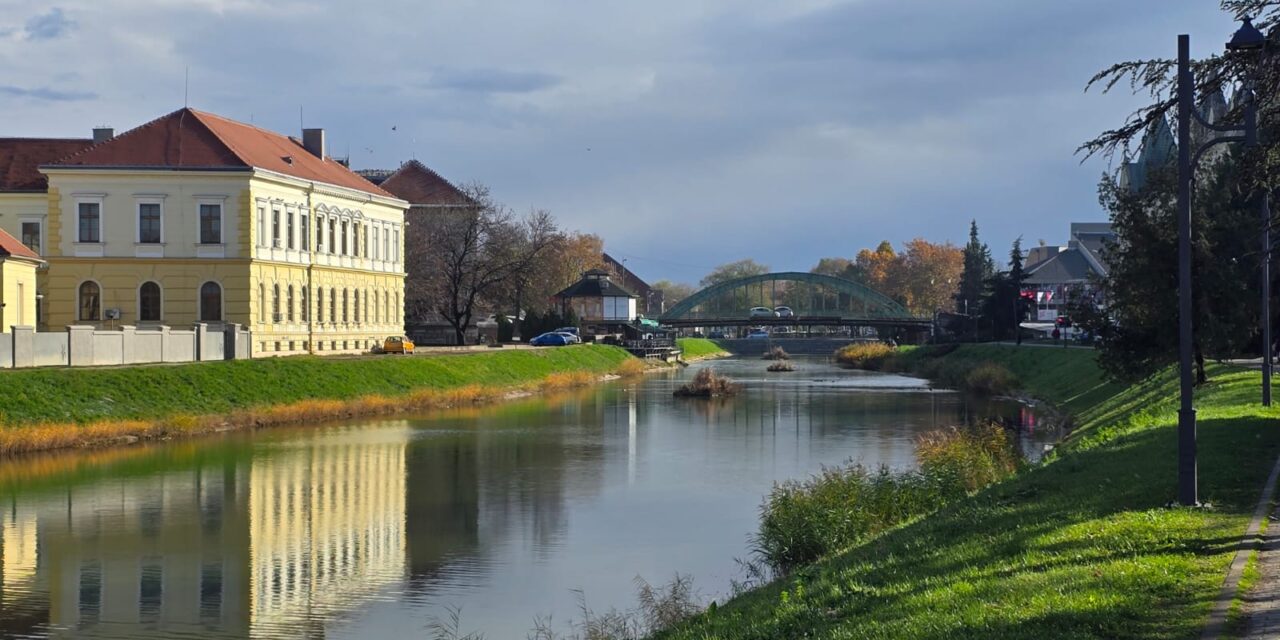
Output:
top-left (0, 227), bottom-right (41, 261)
top-left (0, 138), bottom-right (93, 191)
top-left (49, 108), bottom-right (397, 199)
top-left (369, 160), bottom-right (475, 206)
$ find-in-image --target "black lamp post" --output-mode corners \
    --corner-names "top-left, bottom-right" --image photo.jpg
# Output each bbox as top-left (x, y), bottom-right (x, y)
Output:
top-left (1174, 18), bottom-right (1267, 506)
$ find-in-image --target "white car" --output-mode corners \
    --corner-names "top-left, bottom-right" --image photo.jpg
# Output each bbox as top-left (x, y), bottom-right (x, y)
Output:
top-left (774, 306), bottom-right (794, 318)
top-left (749, 307), bottom-right (777, 319)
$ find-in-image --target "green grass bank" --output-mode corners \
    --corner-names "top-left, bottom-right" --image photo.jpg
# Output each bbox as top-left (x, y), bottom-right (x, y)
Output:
top-left (678, 337), bottom-right (729, 361)
top-left (657, 345), bottom-right (1280, 639)
top-left (0, 345), bottom-right (631, 426)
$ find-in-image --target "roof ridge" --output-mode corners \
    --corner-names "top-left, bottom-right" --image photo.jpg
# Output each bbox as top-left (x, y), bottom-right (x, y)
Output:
top-left (49, 108), bottom-right (192, 165)
top-left (0, 137), bottom-right (92, 142)
top-left (185, 109), bottom-right (263, 168)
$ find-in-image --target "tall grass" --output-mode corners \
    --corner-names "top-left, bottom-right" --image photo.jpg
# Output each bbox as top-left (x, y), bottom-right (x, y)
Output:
top-left (833, 342), bottom-right (895, 370)
top-left (615, 358), bottom-right (649, 377)
top-left (754, 422), bottom-right (1022, 573)
top-left (674, 369), bottom-right (740, 397)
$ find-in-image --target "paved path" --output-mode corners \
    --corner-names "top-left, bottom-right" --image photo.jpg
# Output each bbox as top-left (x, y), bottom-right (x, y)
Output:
top-left (1241, 499), bottom-right (1280, 639)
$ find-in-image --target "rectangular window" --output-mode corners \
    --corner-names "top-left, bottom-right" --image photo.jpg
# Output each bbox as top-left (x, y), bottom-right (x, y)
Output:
top-left (138, 202), bottom-right (162, 243)
top-left (78, 202), bottom-right (101, 243)
top-left (199, 204), bottom-right (222, 244)
top-left (257, 206), bottom-right (266, 247)
top-left (329, 219), bottom-right (337, 255)
top-left (393, 229), bottom-right (400, 262)
top-left (316, 215), bottom-right (324, 251)
top-left (20, 221), bottom-right (40, 253)
top-left (383, 227), bottom-right (389, 259)
top-left (272, 209), bottom-right (281, 248)
top-left (341, 221), bottom-right (349, 255)
top-left (301, 213), bottom-right (310, 251)
top-left (287, 211), bottom-right (295, 249)
top-left (372, 227), bottom-right (379, 260)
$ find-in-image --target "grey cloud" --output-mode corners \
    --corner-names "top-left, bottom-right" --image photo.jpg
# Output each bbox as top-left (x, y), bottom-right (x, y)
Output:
top-left (0, 85), bottom-right (96, 101)
top-left (25, 8), bottom-right (74, 40)
top-left (425, 68), bottom-right (561, 94)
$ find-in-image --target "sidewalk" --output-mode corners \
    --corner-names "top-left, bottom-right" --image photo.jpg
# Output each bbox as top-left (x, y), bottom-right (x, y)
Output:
top-left (1241, 498), bottom-right (1280, 639)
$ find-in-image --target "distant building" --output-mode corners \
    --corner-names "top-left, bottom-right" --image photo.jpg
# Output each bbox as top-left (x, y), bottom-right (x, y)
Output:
top-left (601, 252), bottom-right (664, 316)
top-left (358, 160), bottom-right (479, 344)
top-left (1023, 223), bottom-right (1115, 321)
top-left (0, 227), bottom-right (43, 331)
top-left (35, 108), bottom-right (408, 355)
top-left (553, 268), bottom-right (638, 335)
top-left (0, 136), bottom-right (96, 258)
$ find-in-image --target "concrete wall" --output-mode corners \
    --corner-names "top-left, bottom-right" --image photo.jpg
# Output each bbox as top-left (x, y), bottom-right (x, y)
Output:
top-left (1, 323), bottom-right (253, 369)
top-left (712, 337), bottom-right (864, 356)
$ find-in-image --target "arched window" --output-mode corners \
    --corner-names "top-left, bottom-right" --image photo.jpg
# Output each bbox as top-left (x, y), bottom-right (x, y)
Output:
top-left (354, 290), bottom-right (360, 324)
top-left (301, 286), bottom-right (309, 322)
top-left (342, 289), bottom-right (349, 323)
top-left (199, 282), bottom-right (222, 322)
top-left (385, 291), bottom-right (391, 326)
top-left (139, 281), bottom-right (161, 322)
top-left (259, 284), bottom-right (266, 323)
top-left (273, 284), bottom-right (281, 323)
top-left (329, 288), bottom-right (336, 323)
top-left (78, 281), bottom-right (101, 321)
top-left (374, 291), bottom-right (380, 324)
top-left (287, 285), bottom-right (295, 323)
top-left (316, 287), bottom-right (324, 323)
top-left (394, 292), bottom-right (400, 326)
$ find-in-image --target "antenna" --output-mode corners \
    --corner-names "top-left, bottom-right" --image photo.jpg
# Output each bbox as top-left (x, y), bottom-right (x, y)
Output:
top-left (184, 66), bottom-right (189, 107)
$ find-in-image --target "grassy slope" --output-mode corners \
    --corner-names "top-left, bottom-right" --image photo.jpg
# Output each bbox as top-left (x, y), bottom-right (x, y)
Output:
top-left (0, 345), bottom-right (630, 426)
top-left (678, 337), bottom-right (729, 359)
top-left (659, 345), bottom-right (1280, 640)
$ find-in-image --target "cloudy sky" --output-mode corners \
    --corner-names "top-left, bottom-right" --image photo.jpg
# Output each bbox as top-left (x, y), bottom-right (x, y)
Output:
top-left (0, 1), bottom-right (1239, 283)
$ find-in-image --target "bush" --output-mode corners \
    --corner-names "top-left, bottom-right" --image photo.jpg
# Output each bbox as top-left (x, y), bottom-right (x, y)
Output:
top-left (834, 343), bottom-right (895, 370)
top-left (754, 423), bottom-right (1022, 573)
top-left (963, 362), bottom-right (1020, 396)
top-left (767, 361), bottom-right (796, 372)
top-left (763, 346), bottom-right (790, 361)
top-left (674, 369), bottom-right (740, 397)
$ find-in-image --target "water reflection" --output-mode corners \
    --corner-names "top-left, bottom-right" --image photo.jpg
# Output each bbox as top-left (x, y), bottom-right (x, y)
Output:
top-left (0, 357), bottom-right (1057, 639)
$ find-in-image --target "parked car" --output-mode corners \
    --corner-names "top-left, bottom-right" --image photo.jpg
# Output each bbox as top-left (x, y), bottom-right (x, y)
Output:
top-left (554, 331), bottom-right (581, 344)
top-left (530, 332), bottom-right (571, 346)
top-left (749, 306), bottom-right (777, 319)
top-left (555, 326), bottom-right (580, 336)
top-left (746, 329), bottom-right (770, 339)
top-left (774, 306), bottom-right (794, 318)
top-left (383, 336), bottom-right (415, 354)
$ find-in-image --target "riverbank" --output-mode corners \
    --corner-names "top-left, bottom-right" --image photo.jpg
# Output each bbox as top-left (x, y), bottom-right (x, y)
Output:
top-left (0, 345), bottom-right (635, 456)
top-left (677, 337), bottom-right (730, 361)
top-left (657, 345), bottom-right (1280, 639)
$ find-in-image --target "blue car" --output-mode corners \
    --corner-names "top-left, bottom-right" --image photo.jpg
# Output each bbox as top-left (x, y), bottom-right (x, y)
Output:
top-left (530, 332), bottom-right (571, 346)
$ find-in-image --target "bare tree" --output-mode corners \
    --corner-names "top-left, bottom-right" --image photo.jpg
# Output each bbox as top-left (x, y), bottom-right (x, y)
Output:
top-left (406, 184), bottom-right (560, 345)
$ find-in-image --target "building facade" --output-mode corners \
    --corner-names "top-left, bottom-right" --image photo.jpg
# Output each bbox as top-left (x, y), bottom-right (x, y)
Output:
top-left (553, 269), bottom-right (639, 335)
top-left (35, 109), bottom-right (408, 356)
top-left (0, 228), bottom-right (43, 332)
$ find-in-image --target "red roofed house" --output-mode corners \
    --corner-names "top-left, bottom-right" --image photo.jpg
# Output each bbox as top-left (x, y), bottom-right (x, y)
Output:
top-left (34, 108), bottom-right (409, 355)
top-left (0, 226), bottom-right (43, 331)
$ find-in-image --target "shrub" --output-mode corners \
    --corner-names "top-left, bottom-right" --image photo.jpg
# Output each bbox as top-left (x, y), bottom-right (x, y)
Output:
top-left (763, 346), bottom-right (790, 361)
top-left (755, 423), bottom-right (1023, 573)
top-left (963, 362), bottom-right (1020, 396)
top-left (834, 343), bottom-right (895, 370)
top-left (674, 369), bottom-right (740, 397)
top-left (767, 362), bottom-right (795, 372)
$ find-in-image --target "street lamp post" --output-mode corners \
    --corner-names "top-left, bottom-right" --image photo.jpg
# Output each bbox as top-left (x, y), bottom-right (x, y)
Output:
top-left (1174, 19), bottom-right (1267, 506)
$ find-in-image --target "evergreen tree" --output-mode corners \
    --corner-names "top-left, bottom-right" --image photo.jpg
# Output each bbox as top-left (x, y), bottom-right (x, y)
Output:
top-left (1008, 237), bottom-right (1027, 344)
top-left (955, 220), bottom-right (994, 339)
top-left (979, 237), bottom-right (1028, 343)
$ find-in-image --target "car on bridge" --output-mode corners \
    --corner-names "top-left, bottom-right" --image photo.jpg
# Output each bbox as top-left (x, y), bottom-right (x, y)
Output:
top-left (746, 329), bottom-right (770, 339)
top-left (774, 306), bottom-right (794, 318)
top-left (749, 307), bottom-right (777, 319)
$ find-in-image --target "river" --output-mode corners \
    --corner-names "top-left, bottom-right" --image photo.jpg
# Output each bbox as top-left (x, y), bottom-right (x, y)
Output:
top-left (0, 356), bottom-right (1056, 639)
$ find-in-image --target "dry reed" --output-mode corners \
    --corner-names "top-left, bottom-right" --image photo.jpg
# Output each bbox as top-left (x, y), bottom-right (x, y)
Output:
top-left (674, 369), bottom-right (741, 397)
top-left (615, 358), bottom-right (649, 377)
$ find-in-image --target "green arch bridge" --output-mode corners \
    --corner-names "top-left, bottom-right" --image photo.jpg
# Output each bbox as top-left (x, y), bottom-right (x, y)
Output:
top-left (657, 271), bottom-right (932, 329)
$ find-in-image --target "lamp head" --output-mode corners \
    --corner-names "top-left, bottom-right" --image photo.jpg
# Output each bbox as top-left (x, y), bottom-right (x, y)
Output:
top-left (1227, 16), bottom-right (1266, 51)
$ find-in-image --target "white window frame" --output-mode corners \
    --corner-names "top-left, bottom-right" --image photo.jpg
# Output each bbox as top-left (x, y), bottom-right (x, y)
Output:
top-left (257, 206), bottom-right (267, 247)
top-left (286, 208), bottom-right (296, 250)
top-left (18, 217), bottom-right (42, 254)
top-left (134, 196), bottom-right (166, 244)
top-left (75, 196), bottom-right (105, 244)
top-left (196, 198), bottom-right (225, 245)
top-left (272, 208), bottom-right (282, 248)
top-left (300, 209), bottom-right (310, 251)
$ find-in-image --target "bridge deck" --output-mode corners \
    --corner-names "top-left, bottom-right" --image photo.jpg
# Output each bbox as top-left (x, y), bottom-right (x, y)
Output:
top-left (658, 315), bottom-right (931, 328)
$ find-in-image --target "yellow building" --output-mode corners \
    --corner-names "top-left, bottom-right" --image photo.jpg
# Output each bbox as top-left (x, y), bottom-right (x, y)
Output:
top-left (0, 228), bottom-right (43, 331)
top-left (38, 109), bottom-right (408, 355)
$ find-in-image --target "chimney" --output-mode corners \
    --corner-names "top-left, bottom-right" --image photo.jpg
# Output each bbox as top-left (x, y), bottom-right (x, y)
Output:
top-left (302, 128), bottom-right (326, 159)
top-left (92, 127), bottom-right (113, 144)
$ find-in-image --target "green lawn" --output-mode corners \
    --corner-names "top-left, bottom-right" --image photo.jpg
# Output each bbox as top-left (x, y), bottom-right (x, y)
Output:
top-left (657, 345), bottom-right (1280, 640)
top-left (0, 345), bottom-right (631, 426)
top-left (678, 337), bottom-right (729, 360)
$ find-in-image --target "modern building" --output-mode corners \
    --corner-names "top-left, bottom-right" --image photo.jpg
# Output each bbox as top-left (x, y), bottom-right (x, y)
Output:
top-left (32, 108), bottom-right (408, 355)
top-left (0, 228), bottom-right (43, 332)
top-left (1023, 223), bottom-right (1115, 321)
top-left (601, 252), bottom-right (664, 316)
top-left (553, 268), bottom-right (638, 335)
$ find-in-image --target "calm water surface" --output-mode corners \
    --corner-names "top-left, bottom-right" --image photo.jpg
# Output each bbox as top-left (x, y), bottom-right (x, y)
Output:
top-left (0, 356), bottom-right (1055, 639)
